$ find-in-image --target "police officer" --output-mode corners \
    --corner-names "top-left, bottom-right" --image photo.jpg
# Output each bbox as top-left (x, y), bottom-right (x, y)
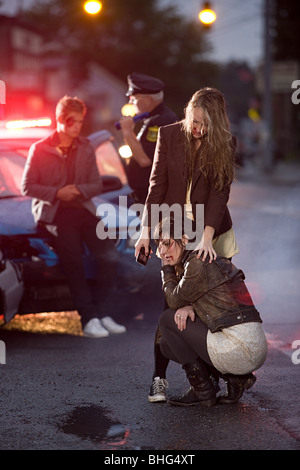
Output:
top-left (120, 72), bottom-right (177, 203)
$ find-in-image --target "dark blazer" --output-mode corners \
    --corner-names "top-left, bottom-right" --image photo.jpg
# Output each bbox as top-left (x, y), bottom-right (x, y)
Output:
top-left (142, 121), bottom-right (235, 237)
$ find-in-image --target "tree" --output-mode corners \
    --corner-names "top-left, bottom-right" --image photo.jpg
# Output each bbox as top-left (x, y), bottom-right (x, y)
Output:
top-left (23, 0), bottom-right (218, 114)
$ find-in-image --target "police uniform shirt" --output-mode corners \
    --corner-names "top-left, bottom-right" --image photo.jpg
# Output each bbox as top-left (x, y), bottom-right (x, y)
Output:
top-left (126, 102), bottom-right (177, 202)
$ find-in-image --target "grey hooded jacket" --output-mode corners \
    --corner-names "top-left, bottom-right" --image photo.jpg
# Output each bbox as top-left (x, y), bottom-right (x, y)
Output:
top-left (21, 131), bottom-right (103, 224)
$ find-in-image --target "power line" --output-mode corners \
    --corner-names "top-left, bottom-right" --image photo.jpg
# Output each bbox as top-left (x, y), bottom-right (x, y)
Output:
top-left (213, 12), bottom-right (262, 36)
top-left (210, 0), bottom-right (262, 33)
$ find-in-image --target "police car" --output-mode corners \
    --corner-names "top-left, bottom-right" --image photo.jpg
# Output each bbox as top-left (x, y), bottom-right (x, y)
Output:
top-left (0, 118), bottom-right (138, 323)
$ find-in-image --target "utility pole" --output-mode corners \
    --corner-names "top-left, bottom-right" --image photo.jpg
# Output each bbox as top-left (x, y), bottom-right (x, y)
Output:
top-left (262, 0), bottom-right (273, 172)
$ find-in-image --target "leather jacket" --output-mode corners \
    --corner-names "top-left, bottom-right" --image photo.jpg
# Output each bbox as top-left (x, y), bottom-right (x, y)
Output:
top-left (161, 251), bottom-right (262, 333)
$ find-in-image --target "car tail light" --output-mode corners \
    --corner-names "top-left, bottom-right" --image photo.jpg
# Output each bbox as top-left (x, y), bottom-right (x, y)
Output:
top-left (5, 118), bottom-right (52, 130)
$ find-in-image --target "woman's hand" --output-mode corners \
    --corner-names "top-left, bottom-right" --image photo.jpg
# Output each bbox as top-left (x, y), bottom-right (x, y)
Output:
top-left (195, 239), bottom-right (217, 263)
top-left (134, 226), bottom-right (150, 258)
top-left (174, 305), bottom-right (195, 331)
top-left (194, 226), bottom-right (217, 263)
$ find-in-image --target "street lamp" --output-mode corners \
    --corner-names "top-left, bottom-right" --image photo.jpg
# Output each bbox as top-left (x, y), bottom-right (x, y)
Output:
top-left (83, 1), bottom-right (102, 15)
top-left (199, 2), bottom-right (216, 28)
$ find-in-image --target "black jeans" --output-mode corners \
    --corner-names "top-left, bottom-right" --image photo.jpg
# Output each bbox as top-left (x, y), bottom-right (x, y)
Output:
top-left (46, 206), bottom-right (118, 327)
top-left (158, 308), bottom-right (213, 367)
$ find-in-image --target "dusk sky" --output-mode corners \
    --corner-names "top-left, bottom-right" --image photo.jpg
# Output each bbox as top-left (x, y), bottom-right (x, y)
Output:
top-left (0, 0), bottom-right (263, 66)
top-left (160, 0), bottom-right (263, 66)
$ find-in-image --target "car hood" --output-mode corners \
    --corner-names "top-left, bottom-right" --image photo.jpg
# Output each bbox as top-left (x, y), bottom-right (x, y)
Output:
top-left (0, 196), bottom-right (37, 235)
top-left (0, 194), bottom-right (139, 239)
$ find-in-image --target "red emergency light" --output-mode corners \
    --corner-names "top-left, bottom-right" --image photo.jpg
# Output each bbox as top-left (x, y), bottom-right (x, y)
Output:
top-left (5, 117), bottom-right (52, 130)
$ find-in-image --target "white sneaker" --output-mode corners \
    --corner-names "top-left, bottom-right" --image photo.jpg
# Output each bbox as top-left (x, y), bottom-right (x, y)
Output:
top-left (83, 318), bottom-right (109, 338)
top-left (101, 316), bottom-right (126, 334)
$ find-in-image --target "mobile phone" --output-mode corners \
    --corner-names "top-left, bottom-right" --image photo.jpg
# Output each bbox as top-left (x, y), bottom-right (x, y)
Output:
top-left (136, 246), bottom-right (150, 266)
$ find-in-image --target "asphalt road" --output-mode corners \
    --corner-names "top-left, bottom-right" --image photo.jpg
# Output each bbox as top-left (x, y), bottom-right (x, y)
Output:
top-left (0, 161), bottom-right (299, 454)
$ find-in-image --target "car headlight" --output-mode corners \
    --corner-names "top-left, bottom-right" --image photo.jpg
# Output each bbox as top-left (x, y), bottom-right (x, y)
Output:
top-left (118, 145), bottom-right (132, 159)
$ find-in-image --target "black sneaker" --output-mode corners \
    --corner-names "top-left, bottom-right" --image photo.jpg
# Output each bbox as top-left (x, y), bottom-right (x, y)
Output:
top-left (148, 377), bottom-right (169, 403)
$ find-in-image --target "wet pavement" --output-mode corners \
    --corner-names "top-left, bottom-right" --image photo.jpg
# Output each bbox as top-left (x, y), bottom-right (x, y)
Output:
top-left (58, 404), bottom-right (129, 446)
top-left (0, 318), bottom-right (299, 452)
top-left (0, 159), bottom-right (300, 453)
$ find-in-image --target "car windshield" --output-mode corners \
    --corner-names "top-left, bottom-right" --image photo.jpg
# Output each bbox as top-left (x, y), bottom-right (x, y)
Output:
top-left (94, 140), bottom-right (127, 185)
top-left (0, 130), bottom-right (128, 199)
top-left (0, 151), bottom-right (25, 198)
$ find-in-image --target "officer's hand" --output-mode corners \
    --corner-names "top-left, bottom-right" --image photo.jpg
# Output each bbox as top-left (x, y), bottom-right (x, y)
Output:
top-left (119, 116), bottom-right (134, 135)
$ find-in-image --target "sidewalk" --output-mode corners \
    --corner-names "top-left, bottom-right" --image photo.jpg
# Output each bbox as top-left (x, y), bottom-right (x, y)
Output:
top-left (237, 158), bottom-right (300, 186)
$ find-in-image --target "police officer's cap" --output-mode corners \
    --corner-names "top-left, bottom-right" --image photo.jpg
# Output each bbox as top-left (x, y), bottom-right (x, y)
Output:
top-left (126, 72), bottom-right (165, 96)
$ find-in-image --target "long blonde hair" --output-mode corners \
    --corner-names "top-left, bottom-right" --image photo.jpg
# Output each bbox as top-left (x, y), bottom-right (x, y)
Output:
top-left (182, 88), bottom-right (235, 192)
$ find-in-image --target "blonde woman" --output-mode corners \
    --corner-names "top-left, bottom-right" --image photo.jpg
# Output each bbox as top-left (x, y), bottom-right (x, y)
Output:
top-left (137, 87), bottom-right (239, 263)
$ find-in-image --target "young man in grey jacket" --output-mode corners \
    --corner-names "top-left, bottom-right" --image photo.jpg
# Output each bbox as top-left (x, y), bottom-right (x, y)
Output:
top-left (21, 95), bottom-right (126, 337)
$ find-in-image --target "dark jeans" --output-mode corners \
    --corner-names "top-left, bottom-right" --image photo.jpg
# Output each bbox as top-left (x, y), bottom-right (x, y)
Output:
top-left (45, 206), bottom-right (118, 327)
top-left (158, 308), bottom-right (213, 367)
